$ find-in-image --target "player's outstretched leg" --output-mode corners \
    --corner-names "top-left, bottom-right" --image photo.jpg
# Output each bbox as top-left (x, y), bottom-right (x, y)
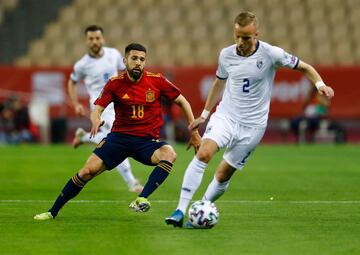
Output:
top-left (165, 209), bottom-right (184, 228)
top-left (34, 173), bottom-right (87, 220)
top-left (72, 129), bottom-right (143, 192)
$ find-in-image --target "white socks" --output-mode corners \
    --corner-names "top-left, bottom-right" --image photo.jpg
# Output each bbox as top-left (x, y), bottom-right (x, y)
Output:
top-left (202, 176), bottom-right (230, 202)
top-left (177, 157), bottom-right (208, 213)
top-left (115, 158), bottom-right (138, 188)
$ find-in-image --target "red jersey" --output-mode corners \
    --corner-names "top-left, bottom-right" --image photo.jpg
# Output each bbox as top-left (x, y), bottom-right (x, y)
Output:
top-left (94, 70), bottom-right (181, 138)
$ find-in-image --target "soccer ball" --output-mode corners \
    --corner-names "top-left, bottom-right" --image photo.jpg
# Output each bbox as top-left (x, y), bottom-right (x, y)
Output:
top-left (188, 200), bottom-right (219, 228)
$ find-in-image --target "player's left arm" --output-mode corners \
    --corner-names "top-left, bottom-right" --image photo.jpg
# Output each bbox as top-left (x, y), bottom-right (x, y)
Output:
top-left (295, 60), bottom-right (335, 99)
top-left (173, 94), bottom-right (202, 152)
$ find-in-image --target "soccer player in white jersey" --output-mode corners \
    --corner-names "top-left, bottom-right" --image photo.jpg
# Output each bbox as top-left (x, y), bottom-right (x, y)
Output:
top-left (68, 25), bottom-right (143, 193)
top-left (165, 11), bottom-right (335, 227)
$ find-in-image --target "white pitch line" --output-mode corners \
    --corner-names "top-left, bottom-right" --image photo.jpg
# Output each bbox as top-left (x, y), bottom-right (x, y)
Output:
top-left (0, 200), bottom-right (359, 204)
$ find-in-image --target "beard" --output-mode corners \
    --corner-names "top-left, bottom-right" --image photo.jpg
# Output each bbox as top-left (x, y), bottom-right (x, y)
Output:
top-left (128, 68), bottom-right (143, 80)
top-left (89, 45), bottom-right (103, 57)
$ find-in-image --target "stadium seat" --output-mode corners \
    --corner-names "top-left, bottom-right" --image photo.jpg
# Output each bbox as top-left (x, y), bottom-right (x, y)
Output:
top-left (293, 40), bottom-right (314, 63)
top-left (58, 5), bottom-right (77, 26)
top-left (28, 39), bottom-right (48, 60)
top-left (12, 0), bottom-right (360, 66)
top-left (0, 0), bottom-right (18, 24)
top-left (335, 42), bottom-right (354, 65)
top-left (313, 42), bottom-right (335, 65)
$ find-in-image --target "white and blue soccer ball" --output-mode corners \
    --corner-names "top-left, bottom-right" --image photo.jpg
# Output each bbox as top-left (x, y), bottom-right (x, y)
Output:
top-left (188, 200), bottom-right (219, 228)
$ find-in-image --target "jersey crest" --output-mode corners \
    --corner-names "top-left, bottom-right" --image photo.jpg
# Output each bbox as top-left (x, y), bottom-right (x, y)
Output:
top-left (146, 89), bottom-right (155, 102)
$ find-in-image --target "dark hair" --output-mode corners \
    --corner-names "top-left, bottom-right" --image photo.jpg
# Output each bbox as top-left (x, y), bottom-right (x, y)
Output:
top-left (125, 43), bottom-right (147, 56)
top-left (84, 25), bottom-right (104, 35)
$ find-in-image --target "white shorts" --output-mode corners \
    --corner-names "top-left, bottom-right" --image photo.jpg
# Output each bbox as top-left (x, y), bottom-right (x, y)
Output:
top-left (100, 108), bottom-right (115, 133)
top-left (202, 113), bottom-right (266, 169)
top-left (90, 102), bottom-right (115, 133)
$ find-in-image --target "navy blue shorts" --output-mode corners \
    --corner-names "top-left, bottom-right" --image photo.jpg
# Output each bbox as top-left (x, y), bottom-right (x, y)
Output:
top-left (93, 132), bottom-right (168, 170)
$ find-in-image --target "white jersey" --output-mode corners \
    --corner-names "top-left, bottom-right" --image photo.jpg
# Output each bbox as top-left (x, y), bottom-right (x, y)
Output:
top-left (70, 47), bottom-right (125, 112)
top-left (215, 41), bottom-right (299, 127)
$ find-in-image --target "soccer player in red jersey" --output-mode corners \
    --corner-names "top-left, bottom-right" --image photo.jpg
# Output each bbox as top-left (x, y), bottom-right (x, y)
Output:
top-left (34, 43), bottom-right (202, 220)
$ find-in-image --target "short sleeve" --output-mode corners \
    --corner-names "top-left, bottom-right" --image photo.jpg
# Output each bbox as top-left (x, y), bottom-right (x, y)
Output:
top-left (94, 80), bottom-right (114, 108)
top-left (270, 46), bottom-right (299, 69)
top-left (215, 50), bottom-right (228, 80)
top-left (70, 61), bottom-right (85, 83)
top-left (160, 75), bottom-right (181, 101)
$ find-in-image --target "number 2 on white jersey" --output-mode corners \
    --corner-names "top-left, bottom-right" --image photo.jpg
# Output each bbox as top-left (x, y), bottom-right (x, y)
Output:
top-left (243, 78), bottom-right (250, 93)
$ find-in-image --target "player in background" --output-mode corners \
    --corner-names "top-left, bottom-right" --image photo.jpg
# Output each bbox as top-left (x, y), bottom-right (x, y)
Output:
top-left (165, 11), bottom-right (335, 227)
top-left (34, 43), bottom-right (202, 220)
top-left (68, 25), bottom-right (143, 193)
top-left (289, 86), bottom-right (345, 144)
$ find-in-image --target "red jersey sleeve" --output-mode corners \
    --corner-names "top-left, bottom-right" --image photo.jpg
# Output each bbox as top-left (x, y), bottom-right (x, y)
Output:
top-left (160, 74), bottom-right (181, 100)
top-left (94, 80), bottom-right (113, 108)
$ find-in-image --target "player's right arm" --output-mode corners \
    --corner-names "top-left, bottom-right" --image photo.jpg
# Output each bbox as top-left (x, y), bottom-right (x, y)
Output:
top-left (90, 105), bottom-right (105, 138)
top-left (67, 79), bottom-right (85, 116)
top-left (91, 79), bottom-right (114, 137)
top-left (189, 78), bottom-right (226, 131)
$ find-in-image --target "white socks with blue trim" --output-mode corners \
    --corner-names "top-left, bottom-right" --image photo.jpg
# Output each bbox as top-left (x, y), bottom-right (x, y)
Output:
top-left (203, 176), bottom-right (230, 202)
top-left (177, 157), bottom-right (208, 213)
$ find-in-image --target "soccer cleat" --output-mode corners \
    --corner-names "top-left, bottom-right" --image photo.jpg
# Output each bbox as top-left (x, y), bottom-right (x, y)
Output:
top-left (33, 212), bottom-right (54, 221)
top-left (72, 128), bottom-right (85, 148)
top-left (128, 180), bottom-right (144, 193)
top-left (165, 209), bottom-right (184, 228)
top-left (129, 197), bottom-right (151, 212)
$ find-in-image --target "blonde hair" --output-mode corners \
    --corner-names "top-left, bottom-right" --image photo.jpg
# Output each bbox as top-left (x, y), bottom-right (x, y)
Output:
top-left (234, 11), bottom-right (258, 28)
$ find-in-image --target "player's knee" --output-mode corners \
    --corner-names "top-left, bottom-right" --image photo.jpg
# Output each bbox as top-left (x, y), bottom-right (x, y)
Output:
top-left (159, 145), bottom-right (177, 163)
top-left (164, 149), bottom-right (177, 163)
top-left (196, 149), bottom-right (213, 163)
top-left (78, 165), bottom-right (98, 181)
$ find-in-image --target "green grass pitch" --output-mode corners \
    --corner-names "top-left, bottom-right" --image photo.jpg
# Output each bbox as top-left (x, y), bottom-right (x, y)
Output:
top-left (1, 144), bottom-right (359, 255)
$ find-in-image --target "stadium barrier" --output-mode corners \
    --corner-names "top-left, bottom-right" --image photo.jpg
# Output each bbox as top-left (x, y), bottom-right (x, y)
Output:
top-left (1, 66), bottom-right (359, 143)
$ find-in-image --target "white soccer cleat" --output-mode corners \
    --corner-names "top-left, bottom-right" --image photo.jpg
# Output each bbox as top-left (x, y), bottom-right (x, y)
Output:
top-left (34, 212), bottom-right (54, 221)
